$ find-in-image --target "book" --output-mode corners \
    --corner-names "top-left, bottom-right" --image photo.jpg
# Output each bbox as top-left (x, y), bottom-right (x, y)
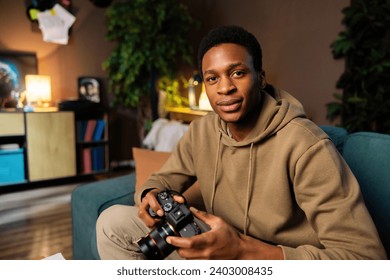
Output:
top-left (0, 144), bottom-right (20, 150)
top-left (83, 119), bottom-right (97, 142)
top-left (92, 146), bottom-right (105, 171)
top-left (76, 121), bottom-right (87, 141)
top-left (82, 148), bottom-right (92, 173)
top-left (92, 119), bottom-right (106, 141)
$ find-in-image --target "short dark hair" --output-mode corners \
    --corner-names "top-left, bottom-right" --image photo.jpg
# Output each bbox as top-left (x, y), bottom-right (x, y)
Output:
top-left (197, 25), bottom-right (263, 77)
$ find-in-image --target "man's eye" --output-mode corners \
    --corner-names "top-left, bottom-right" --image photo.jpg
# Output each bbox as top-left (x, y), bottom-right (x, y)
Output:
top-left (232, 70), bottom-right (245, 77)
top-left (206, 76), bottom-right (217, 83)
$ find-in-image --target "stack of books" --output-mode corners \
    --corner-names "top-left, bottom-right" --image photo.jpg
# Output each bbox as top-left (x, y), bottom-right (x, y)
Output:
top-left (76, 119), bottom-right (106, 174)
top-left (76, 119), bottom-right (106, 142)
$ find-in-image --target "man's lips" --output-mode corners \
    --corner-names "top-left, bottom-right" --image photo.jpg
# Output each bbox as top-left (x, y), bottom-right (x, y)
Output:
top-left (216, 98), bottom-right (242, 112)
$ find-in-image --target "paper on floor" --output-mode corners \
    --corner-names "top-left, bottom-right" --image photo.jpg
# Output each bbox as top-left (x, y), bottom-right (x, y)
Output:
top-left (43, 253), bottom-right (66, 260)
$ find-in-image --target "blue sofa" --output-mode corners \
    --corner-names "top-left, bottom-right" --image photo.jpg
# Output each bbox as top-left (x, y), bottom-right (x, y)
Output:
top-left (71, 126), bottom-right (390, 259)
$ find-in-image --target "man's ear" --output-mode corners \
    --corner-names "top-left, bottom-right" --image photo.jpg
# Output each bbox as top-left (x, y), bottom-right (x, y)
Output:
top-left (258, 70), bottom-right (266, 89)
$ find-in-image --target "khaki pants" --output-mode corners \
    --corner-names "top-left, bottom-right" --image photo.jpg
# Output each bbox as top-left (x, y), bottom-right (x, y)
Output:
top-left (96, 205), bottom-right (182, 260)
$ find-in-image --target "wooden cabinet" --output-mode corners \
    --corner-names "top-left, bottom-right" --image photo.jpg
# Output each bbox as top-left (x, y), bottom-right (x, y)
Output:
top-left (0, 111), bottom-right (77, 186)
top-left (0, 113), bottom-right (25, 136)
top-left (25, 112), bottom-right (76, 181)
top-left (0, 109), bottom-right (111, 187)
top-left (0, 112), bottom-right (26, 186)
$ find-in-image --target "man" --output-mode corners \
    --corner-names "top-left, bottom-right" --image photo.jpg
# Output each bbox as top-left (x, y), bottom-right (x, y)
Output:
top-left (96, 25), bottom-right (386, 259)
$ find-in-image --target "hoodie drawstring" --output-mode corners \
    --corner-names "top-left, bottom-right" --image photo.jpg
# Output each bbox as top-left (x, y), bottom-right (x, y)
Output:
top-left (243, 143), bottom-right (254, 235)
top-left (210, 132), bottom-right (222, 214)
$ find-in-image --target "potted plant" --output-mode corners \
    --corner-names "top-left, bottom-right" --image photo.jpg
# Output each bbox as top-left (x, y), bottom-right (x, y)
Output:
top-left (103, 0), bottom-right (197, 137)
top-left (327, 0), bottom-right (390, 134)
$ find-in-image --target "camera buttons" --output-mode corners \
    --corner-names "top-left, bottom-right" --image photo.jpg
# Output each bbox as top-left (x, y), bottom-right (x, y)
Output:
top-left (163, 203), bottom-right (173, 212)
top-left (159, 192), bottom-right (168, 200)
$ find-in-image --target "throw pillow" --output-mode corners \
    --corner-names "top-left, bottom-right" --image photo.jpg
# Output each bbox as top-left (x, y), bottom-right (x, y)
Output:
top-left (132, 147), bottom-right (205, 210)
top-left (132, 147), bottom-right (170, 190)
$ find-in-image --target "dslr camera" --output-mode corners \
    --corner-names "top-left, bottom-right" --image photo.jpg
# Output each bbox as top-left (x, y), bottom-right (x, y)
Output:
top-left (137, 190), bottom-right (210, 259)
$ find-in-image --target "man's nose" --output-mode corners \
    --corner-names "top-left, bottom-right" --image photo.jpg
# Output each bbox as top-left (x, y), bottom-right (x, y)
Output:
top-left (217, 76), bottom-right (236, 95)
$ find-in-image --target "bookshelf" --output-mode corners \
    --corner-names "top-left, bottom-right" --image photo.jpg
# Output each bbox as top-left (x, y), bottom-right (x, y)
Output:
top-left (75, 111), bottom-right (109, 175)
top-left (0, 109), bottom-right (109, 188)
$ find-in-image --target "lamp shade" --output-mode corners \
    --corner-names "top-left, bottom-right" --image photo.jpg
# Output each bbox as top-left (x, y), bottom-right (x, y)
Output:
top-left (25, 75), bottom-right (51, 103)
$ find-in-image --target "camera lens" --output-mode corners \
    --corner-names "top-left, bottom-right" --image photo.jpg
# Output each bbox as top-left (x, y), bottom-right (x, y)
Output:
top-left (137, 222), bottom-right (176, 259)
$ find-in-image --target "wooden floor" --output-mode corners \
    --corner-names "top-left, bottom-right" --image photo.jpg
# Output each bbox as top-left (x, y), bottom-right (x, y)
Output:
top-left (0, 184), bottom-right (77, 260)
top-left (0, 169), bottom-right (132, 260)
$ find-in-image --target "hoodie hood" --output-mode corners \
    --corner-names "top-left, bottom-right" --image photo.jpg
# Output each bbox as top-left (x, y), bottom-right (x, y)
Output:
top-left (217, 87), bottom-right (307, 147)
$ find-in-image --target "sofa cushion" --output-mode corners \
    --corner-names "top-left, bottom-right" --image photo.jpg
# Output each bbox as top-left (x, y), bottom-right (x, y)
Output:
top-left (133, 147), bottom-right (171, 190)
top-left (132, 147), bottom-right (205, 210)
top-left (342, 132), bottom-right (390, 257)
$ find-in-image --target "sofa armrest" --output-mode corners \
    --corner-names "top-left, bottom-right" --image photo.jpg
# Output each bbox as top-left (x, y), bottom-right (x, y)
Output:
top-left (319, 125), bottom-right (348, 153)
top-left (342, 132), bottom-right (390, 257)
top-left (71, 173), bottom-right (136, 259)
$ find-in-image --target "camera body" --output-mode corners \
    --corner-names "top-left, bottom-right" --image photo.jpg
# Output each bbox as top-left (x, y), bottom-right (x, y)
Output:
top-left (137, 191), bottom-right (209, 259)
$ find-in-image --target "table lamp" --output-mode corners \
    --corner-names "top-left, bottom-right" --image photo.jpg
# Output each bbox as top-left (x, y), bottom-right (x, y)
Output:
top-left (25, 74), bottom-right (52, 109)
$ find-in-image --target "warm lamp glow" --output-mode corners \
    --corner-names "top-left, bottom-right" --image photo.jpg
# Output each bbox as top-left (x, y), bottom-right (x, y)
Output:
top-left (25, 75), bottom-right (52, 106)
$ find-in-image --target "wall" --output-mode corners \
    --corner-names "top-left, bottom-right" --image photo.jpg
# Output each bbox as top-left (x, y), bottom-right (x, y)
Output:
top-left (0, 0), bottom-right (138, 163)
top-left (0, 0), bottom-right (114, 104)
top-left (0, 0), bottom-right (349, 163)
top-left (187, 0), bottom-right (349, 125)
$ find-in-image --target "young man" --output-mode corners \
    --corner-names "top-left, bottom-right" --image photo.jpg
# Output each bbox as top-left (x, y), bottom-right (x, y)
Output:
top-left (96, 26), bottom-right (386, 259)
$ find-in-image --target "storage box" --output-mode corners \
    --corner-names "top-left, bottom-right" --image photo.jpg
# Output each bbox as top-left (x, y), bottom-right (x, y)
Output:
top-left (0, 148), bottom-right (26, 186)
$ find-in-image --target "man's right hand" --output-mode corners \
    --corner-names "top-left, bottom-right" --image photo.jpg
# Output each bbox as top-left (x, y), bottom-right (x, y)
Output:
top-left (138, 188), bottom-right (164, 228)
top-left (138, 188), bottom-right (188, 228)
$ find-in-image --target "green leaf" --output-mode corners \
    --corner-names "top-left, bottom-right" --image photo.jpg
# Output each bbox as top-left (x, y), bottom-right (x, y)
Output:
top-left (103, 0), bottom-right (199, 109)
top-left (329, 0), bottom-right (390, 133)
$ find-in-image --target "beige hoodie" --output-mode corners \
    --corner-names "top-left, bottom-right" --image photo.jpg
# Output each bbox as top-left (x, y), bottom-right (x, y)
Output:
top-left (136, 88), bottom-right (386, 260)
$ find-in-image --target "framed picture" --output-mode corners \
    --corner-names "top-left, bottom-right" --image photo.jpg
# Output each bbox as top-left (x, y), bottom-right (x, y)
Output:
top-left (0, 51), bottom-right (38, 107)
top-left (78, 77), bottom-right (101, 103)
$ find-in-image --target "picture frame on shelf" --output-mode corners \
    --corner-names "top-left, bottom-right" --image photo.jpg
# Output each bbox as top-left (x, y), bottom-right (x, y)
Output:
top-left (78, 77), bottom-right (101, 103)
top-left (0, 51), bottom-right (38, 108)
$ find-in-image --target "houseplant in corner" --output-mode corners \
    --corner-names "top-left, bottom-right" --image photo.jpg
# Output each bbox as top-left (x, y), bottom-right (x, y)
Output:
top-left (327, 0), bottom-right (390, 134)
top-left (103, 0), bottom-right (197, 139)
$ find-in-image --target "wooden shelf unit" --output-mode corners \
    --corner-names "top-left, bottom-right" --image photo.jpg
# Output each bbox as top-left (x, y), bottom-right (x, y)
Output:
top-left (0, 112), bottom-right (27, 186)
top-left (165, 106), bottom-right (209, 123)
top-left (0, 108), bottom-right (110, 188)
top-left (25, 111), bottom-right (76, 182)
top-left (75, 111), bottom-right (109, 175)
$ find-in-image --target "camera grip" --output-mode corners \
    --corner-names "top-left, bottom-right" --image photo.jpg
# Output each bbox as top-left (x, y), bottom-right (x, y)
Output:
top-left (193, 216), bottom-right (211, 233)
